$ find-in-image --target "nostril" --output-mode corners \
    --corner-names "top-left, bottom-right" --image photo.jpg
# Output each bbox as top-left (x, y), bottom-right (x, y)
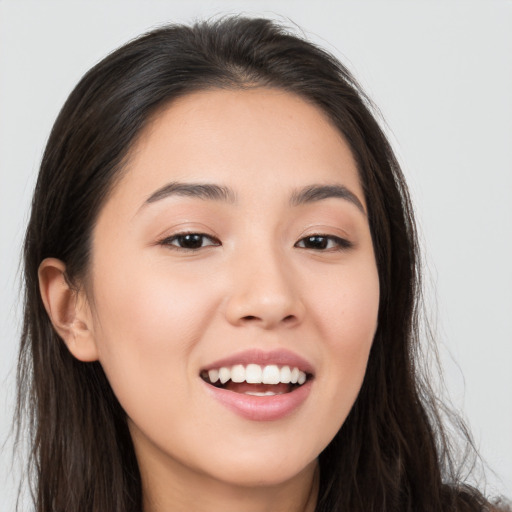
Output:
top-left (240, 314), bottom-right (297, 325)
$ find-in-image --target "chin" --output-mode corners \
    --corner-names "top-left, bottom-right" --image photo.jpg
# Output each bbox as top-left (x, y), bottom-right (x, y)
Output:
top-left (185, 435), bottom-right (319, 489)
top-left (202, 455), bottom-right (318, 489)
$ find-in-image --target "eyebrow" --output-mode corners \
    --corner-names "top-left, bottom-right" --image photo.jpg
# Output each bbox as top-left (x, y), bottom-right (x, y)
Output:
top-left (144, 182), bottom-right (236, 205)
top-left (141, 181), bottom-right (365, 215)
top-left (290, 184), bottom-right (366, 215)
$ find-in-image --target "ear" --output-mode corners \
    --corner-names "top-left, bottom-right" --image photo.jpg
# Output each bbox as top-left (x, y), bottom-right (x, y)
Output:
top-left (38, 258), bottom-right (99, 362)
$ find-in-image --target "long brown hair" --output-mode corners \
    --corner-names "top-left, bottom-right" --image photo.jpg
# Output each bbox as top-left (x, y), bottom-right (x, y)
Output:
top-left (16, 16), bottom-right (504, 511)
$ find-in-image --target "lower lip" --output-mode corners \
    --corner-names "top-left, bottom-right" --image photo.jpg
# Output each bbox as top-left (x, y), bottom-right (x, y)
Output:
top-left (202, 379), bottom-right (313, 421)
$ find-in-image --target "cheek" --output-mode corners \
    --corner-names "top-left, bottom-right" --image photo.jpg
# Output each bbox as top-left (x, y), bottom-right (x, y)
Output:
top-left (88, 258), bottom-right (219, 411)
top-left (314, 257), bottom-right (379, 348)
top-left (310, 259), bottom-right (379, 410)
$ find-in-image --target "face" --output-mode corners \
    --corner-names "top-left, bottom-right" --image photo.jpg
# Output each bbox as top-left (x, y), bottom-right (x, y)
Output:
top-left (85, 88), bottom-right (379, 489)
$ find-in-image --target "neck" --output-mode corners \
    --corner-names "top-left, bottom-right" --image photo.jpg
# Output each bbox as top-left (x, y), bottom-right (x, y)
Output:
top-left (140, 454), bottom-right (319, 512)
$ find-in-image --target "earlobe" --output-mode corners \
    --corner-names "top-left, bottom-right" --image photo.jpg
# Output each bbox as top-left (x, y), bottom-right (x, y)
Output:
top-left (38, 258), bottom-right (99, 362)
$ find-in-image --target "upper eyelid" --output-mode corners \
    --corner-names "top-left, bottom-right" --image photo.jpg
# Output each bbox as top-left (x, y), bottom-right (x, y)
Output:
top-left (296, 231), bottom-right (352, 242)
top-left (161, 231), bottom-right (348, 240)
top-left (165, 231), bottom-right (217, 239)
top-left (170, 232), bottom-right (219, 240)
top-left (159, 230), bottom-right (219, 241)
top-left (295, 234), bottom-right (353, 247)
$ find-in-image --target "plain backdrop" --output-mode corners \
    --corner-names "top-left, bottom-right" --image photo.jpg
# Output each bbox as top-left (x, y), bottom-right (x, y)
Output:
top-left (1, 0), bottom-right (511, 508)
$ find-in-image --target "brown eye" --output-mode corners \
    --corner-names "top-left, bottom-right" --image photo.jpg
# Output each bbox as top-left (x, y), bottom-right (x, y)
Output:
top-left (295, 235), bottom-right (352, 251)
top-left (161, 233), bottom-right (220, 250)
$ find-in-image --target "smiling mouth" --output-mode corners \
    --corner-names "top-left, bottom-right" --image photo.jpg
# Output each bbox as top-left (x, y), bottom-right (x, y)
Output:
top-left (200, 364), bottom-right (312, 396)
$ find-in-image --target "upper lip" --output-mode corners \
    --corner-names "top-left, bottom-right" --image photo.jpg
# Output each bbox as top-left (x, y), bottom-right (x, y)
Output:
top-left (200, 349), bottom-right (315, 375)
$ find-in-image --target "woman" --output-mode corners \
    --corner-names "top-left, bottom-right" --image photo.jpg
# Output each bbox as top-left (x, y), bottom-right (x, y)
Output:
top-left (15, 16), bottom-right (507, 512)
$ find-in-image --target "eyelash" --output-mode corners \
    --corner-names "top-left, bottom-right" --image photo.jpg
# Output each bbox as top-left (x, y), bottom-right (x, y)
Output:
top-left (294, 234), bottom-right (353, 251)
top-left (158, 232), bottom-right (353, 252)
top-left (158, 232), bottom-right (221, 251)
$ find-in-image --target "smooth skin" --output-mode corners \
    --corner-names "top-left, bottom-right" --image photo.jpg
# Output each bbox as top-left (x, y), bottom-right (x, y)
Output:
top-left (39, 88), bottom-right (380, 512)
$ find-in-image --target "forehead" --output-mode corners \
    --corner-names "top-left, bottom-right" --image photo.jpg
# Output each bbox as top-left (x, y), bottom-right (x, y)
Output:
top-left (111, 87), bottom-right (363, 208)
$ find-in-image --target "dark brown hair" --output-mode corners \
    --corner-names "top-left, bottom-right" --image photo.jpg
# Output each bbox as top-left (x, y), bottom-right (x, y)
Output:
top-left (16, 16), bottom-right (505, 512)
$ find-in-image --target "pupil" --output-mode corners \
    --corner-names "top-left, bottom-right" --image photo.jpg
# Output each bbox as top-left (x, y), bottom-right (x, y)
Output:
top-left (181, 234), bottom-right (203, 248)
top-left (306, 236), bottom-right (327, 249)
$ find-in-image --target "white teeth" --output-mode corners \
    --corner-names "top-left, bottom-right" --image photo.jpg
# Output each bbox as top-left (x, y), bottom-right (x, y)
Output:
top-left (280, 366), bottom-right (292, 383)
top-left (205, 364), bottom-right (309, 386)
top-left (244, 391), bottom-right (284, 396)
top-left (262, 365), bottom-right (280, 384)
top-left (230, 364), bottom-right (245, 383)
top-left (219, 367), bottom-right (230, 384)
top-left (208, 369), bottom-right (219, 383)
top-left (245, 364), bottom-right (262, 384)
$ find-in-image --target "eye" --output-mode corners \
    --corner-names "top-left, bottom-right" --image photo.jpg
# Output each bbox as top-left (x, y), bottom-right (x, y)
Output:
top-left (159, 233), bottom-right (221, 251)
top-left (294, 234), bottom-right (352, 251)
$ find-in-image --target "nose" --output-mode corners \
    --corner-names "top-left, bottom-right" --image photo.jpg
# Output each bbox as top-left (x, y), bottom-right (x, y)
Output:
top-left (224, 247), bottom-right (305, 330)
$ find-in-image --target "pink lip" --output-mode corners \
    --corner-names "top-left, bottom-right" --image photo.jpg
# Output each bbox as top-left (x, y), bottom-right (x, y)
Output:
top-left (200, 349), bottom-right (315, 421)
top-left (202, 378), bottom-right (313, 421)
top-left (201, 348), bottom-right (315, 374)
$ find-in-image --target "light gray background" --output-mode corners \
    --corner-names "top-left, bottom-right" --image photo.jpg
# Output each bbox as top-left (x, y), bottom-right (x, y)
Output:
top-left (1, 0), bottom-right (511, 508)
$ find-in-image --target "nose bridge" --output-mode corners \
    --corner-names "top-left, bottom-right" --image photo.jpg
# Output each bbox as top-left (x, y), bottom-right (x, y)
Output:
top-left (225, 241), bottom-right (304, 328)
